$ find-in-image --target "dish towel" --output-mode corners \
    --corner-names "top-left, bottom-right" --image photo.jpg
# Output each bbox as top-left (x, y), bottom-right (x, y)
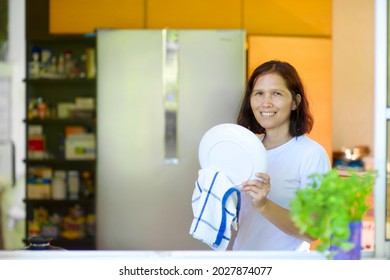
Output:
top-left (190, 168), bottom-right (241, 251)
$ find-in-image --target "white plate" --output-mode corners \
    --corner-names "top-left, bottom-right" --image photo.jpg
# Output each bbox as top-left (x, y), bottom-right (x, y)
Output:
top-left (198, 123), bottom-right (267, 186)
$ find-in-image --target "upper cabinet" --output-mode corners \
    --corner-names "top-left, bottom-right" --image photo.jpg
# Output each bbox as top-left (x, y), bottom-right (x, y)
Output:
top-left (47, 0), bottom-right (331, 37)
top-left (243, 0), bottom-right (331, 37)
top-left (146, 0), bottom-right (241, 29)
top-left (49, 0), bottom-right (145, 34)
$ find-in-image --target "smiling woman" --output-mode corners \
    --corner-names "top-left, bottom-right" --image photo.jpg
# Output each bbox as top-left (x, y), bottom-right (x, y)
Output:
top-left (233, 60), bottom-right (331, 251)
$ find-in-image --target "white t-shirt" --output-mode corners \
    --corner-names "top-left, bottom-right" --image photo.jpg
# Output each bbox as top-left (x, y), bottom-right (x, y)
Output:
top-left (232, 135), bottom-right (331, 251)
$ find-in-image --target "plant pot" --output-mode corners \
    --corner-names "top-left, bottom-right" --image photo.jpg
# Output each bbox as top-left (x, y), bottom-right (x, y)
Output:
top-left (330, 220), bottom-right (362, 260)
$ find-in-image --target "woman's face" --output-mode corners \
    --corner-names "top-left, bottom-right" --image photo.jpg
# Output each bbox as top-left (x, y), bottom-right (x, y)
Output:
top-left (250, 72), bottom-right (299, 135)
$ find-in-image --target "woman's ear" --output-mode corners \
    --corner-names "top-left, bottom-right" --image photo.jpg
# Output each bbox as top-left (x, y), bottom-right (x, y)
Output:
top-left (292, 94), bottom-right (302, 110)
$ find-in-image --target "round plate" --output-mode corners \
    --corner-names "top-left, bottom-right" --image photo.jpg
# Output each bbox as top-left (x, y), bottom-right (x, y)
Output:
top-left (198, 123), bottom-right (267, 186)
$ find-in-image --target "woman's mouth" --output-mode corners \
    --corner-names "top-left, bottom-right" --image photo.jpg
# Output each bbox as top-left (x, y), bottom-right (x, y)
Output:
top-left (261, 112), bottom-right (276, 117)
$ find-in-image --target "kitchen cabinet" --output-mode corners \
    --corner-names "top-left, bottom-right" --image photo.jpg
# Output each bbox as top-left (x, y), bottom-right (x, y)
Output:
top-left (146, 0), bottom-right (241, 29)
top-left (243, 0), bottom-right (331, 36)
top-left (49, 0), bottom-right (145, 34)
top-left (247, 35), bottom-right (332, 159)
top-left (23, 35), bottom-right (97, 250)
top-left (48, 0), bottom-right (332, 36)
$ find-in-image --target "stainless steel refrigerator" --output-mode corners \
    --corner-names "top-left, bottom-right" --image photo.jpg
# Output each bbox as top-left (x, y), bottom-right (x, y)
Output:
top-left (96, 29), bottom-right (246, 250)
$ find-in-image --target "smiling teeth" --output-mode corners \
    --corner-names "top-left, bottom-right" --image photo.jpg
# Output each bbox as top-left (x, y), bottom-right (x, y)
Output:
top-left (262, 112), bottom-right (275, 116)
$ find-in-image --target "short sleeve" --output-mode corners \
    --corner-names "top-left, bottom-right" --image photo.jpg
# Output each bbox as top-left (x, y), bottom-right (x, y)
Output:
top-left (299, 144), bottom-right (331, 189)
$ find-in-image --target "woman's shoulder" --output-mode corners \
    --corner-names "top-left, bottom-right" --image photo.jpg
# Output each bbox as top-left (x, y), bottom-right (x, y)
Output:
top-left (294, 135), bottom-right (327, 152)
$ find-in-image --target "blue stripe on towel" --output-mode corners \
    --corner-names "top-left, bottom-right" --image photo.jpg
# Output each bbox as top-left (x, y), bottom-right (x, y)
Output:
top-left (207, 190), bottom-right (222, 202)
top-left (192, 172), bottom-right (219, 234)
top-left (195, 218), bottom-right (219, 232)
top-left (196, 180), bottom-right (202, 193)
top-left (192, 196), bottom-right (201, 204)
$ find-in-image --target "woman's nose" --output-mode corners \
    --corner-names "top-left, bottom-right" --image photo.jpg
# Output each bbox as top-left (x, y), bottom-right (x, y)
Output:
top-left (261, 94), bottom-right (272, 106)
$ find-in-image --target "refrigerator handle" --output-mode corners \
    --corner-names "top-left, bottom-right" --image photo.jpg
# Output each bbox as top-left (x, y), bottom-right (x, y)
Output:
top-left (11, 141), bottom-right (16, 187)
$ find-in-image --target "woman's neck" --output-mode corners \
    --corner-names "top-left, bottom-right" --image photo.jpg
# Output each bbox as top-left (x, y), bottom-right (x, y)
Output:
top-left (262, 130), bottom-right (293, 150)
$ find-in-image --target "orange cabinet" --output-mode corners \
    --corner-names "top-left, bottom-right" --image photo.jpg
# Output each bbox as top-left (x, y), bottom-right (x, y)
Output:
top-left (49, 0), bottom-right (331, 36)
top-left (49, 0), bottom-right (145, 34)
top-left (146, 0), bottom-right (241, 29)
top-left (243, 0), bottom-right (331, 37)
top-left (247, 36), bottom-right (332, 159)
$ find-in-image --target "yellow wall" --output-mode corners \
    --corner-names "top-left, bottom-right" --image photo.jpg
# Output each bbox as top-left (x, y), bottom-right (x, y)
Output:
top-left (332, 0), bottom-right (374, 154)
top-left (50, 0), bottom-right (331, 37)
top-left (248, 36), bottom-right (332, 158)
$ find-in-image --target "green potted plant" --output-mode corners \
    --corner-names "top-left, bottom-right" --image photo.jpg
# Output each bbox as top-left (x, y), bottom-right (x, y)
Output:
top-left (290, 168), bottom-right (376, 259)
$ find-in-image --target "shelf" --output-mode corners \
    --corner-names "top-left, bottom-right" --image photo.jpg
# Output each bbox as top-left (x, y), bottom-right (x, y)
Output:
top-left (24, 118), bottom-right (95, 126)
top-left (24, 198), bottom-right (94, 205)
top-left (24, 159), bottom-right (96, 169)
top-left (24, 78), bottom-right (96, 85)
top-left (24, 159), bottom-right (95, 164)
top-left (24, 12), bottom-right (97, 251)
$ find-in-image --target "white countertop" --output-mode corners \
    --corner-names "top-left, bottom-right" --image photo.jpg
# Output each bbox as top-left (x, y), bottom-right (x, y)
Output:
top-left (0, 250), bottom-right (326, 260)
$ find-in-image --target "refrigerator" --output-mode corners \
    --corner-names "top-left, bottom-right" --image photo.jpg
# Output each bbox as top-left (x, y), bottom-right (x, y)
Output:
top-left (96, 29), bottom-right (246, 250)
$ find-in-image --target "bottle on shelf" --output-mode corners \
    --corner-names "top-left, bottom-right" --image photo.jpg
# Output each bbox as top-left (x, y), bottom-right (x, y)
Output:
top-left (86, 48), bottom-right (96, 79)
top-left (57, 53), bottom-right (65, 77)
top-left (36, 97), bottom-right (47, 119)
top-left (68, 170), bottom-right (80, 200)
top-left (52, 170), bottom-right (67, 200)
top-left (28, 47), bottom-right (41, 79)
top-left (27, 97), bottom-right (38, 120)
top-left (81, 171), bottom-right (94, 198)
top-left (40, 48), bottom-right (52, 77)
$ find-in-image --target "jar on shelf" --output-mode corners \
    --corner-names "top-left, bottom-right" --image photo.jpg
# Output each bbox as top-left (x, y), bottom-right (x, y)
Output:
top-left (52, 170), bottom-right (66, 200)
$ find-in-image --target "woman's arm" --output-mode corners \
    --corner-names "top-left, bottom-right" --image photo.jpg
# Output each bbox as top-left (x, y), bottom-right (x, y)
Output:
top-left (241, 172), bottom-right (316, 243)
top-left (255, 198), bottom-right (316, 243)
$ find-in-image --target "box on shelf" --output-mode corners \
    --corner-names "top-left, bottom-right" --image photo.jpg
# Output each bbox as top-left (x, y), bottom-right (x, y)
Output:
top-left (27, 183), bottom-right (51, 199)
top-left (70, 109), bottom-right (94, 119)
top-left (28, 135), bottom-right (45, 159)
top-left (75, 97), bottom-right (95, 110)
top-left (65, 133), bottom-right (96, 160)
top-left (57, 102), bottom-right (75, 119)
top-left (65, 125), bottom-right (86, 136)
top-left (28, 125), bottom-right (43, 135)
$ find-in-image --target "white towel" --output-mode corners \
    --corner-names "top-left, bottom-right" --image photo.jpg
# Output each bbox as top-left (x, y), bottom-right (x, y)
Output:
top-left (190, 168), bottom-right (241, 251)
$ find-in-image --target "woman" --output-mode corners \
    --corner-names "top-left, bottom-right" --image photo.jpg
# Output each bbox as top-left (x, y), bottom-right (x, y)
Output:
top-left (233, 60), bottom-right (331, 251)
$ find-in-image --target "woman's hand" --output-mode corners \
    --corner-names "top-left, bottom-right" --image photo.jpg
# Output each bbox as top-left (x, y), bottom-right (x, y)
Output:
top-left (241, 172), bottom-right (271, 211)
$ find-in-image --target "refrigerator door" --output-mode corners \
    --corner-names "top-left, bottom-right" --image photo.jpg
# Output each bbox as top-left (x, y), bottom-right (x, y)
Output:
top-left (97, 29), bottom-right (246, 250)
top-left (0, 73), bottom-right (15, 187)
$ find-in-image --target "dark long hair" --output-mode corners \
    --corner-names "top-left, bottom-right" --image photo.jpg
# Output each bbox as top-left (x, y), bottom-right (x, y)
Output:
top-left (236, 60), bottom-right (313, 136)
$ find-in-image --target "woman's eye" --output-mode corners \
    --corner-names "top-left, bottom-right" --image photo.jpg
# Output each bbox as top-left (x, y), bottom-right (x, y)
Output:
top-left (273, 91), bottom-right (281, 96)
